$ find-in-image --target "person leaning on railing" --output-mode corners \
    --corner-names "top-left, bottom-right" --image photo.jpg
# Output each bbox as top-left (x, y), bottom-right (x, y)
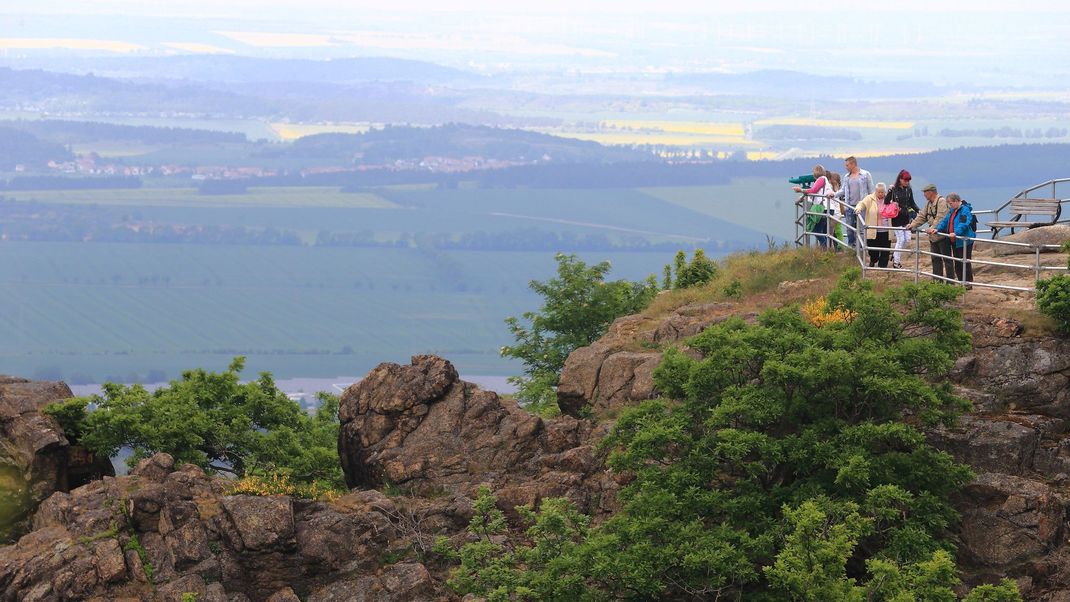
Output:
top-left (928, 192), bottom-right (975, 288)
top-left (793, 164), bottom-right (834, 248)
top-left (908, 183), bottom-right (955, 280)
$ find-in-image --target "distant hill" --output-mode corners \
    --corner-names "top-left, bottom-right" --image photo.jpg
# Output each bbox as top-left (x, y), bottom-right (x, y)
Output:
top-left (0, 127), bottom-right (73, 170)
top-left (278, 123), bottom-right (652, 164)
top-left (0, 67), bottom-right (521, 126)
top-left (107, 56), bottom-right (480, 86)
top-left (1, 56), bottom-right (480, 86)
top-left (1, 119), bottom-right (247, 145)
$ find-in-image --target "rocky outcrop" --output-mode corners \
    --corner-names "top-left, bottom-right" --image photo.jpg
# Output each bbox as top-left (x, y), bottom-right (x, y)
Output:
top-left (921, 317), bottom-right (1070, 597)
top-left (0, 452), bottom-right (452, 601)
top-left (557, 302), bottom-right (742, 416)
top-left (950, 317), bottom-right (1070, 417)
top-left (338, 354), bottom-right (618, 517)
top-left (0, 376), bottom-right (113, 542)
top-left (986, 224), bottom-right (1070, 257)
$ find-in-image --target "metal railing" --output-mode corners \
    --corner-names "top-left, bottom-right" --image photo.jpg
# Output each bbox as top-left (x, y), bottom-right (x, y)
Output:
top-left (794, 194), bottom-right (1069, 292)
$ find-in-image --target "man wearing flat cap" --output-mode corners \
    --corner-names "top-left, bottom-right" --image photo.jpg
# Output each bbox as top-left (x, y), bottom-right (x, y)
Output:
top-left (909, 183), bottom-right (954, 280)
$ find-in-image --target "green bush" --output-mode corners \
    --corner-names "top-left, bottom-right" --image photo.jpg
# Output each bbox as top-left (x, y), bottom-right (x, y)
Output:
top-left (45, 358), bottom-right (344, 488)
top-left (446, 273), bottom-right (1020, 601)
top-left (1036, 274), bottom-right (1070, 334)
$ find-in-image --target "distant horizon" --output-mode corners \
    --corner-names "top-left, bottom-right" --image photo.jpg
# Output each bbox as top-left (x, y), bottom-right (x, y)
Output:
top-left (2, 2), bottom-right (1069, 86)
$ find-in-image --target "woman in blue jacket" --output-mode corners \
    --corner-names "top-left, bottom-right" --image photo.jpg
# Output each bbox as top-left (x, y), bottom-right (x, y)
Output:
top-left (928, 193), bottom-right (975, 287)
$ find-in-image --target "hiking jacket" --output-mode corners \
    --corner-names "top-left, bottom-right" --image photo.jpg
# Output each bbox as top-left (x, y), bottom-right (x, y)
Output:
top-left (934, 203), bottom-right (976, 248)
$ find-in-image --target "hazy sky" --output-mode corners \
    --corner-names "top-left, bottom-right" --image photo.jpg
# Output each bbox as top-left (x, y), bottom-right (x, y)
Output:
top-left (2, 1), bottom-right (1069, 84)
top-left (6, 0), bottom-right (1069, 15)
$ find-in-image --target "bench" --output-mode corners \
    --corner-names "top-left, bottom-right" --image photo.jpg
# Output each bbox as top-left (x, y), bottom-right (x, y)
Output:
top-left (987, 197), bottom-right (1062, 238)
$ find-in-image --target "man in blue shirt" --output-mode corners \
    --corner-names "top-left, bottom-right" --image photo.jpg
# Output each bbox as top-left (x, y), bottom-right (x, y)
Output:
top-left (833, 156), bottom-right (874, 248)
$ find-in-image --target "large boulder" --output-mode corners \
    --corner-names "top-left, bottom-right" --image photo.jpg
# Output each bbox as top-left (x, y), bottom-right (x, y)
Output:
top-left (989, 224), bottom-right (1070, 256)
top-left (956, 473), bottom-right (1067, 568)
top-left (557, 302), bottom-right (739, 417)
top-left (0, 376), bottom-right (112, 542)
top-left (338, 355), bottom-right (613, 514)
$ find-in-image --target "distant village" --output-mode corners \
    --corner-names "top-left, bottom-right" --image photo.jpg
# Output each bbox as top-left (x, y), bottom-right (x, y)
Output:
top-left (37, 153), bottom-right (539, 180)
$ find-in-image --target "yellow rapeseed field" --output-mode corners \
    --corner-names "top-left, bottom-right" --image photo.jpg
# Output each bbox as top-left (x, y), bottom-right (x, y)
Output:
top-left (270, 122), bottom-right (374, 140)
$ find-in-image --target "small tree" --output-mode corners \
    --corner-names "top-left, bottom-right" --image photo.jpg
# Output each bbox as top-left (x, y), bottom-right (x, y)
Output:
top-left (501, 253), bottom-right (657, 412)
top-left (664, 248), bottom-right (718, 290)
top-left (44, 358), bottom-right (344, 488)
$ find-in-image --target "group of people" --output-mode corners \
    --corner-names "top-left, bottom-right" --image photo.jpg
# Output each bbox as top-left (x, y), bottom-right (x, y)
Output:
top-left (792, 156), bottom-right (976, 286)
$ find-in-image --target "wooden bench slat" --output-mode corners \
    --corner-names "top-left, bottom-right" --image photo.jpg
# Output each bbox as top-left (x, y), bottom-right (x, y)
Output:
top-left (987, 221), bottom-right (1048, 227)
top-left (1009, 209), bottom-right (1060, 215)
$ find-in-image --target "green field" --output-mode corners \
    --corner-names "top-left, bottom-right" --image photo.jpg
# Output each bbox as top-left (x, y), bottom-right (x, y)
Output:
top-left (0, 181), bottom-right (784, 383)
top-left (0, 241), bottom-right (684, 383)
top-left (5, 186), bottom-right (398, 208)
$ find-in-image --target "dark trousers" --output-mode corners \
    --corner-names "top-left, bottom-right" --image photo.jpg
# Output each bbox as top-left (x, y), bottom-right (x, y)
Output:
top-left (868, 231), bottom-right (890, 268)
top-left (951, 243), bottom-right (973, 284)
top-left (930, 238), bottom-right (956, 281)
top-left (845, 207), bottom-right (857, 247)
top-left (813, 216), bottom-right (829, 248)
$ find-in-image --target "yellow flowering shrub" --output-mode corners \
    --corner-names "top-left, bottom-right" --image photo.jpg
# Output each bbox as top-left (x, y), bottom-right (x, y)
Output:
top-left (800, 297), bottom-right (857, 327)
top-left (227, 472), bottom-right (343, 501)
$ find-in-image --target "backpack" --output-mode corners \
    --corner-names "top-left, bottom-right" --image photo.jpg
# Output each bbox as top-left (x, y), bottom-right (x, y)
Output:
top-left (962, 201), bottom-right (978, 232)
top-left (879, 201), bottom-right (900, 219)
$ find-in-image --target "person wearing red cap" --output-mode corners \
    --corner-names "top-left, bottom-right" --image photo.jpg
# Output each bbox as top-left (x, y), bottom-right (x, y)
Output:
top-left (887, 169), bottom-right (919, 269)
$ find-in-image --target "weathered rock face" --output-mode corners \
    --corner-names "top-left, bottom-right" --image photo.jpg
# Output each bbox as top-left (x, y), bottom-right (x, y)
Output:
top-left (0, 453), bottom-right (451, 601)
top-left (950, 317), bottom-right (1070, 417)
top-left (920, 317), bottom-right (1070, 598)
top-left (338, 355), bottom-right (617, 517)
top-left (557, 302), bottom-right (741, 417)
top-left (0, 376), bottom-right (113, 542)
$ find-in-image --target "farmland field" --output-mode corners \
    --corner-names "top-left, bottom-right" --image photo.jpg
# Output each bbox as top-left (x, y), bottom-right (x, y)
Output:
top-left (4, 187), bottom-right (398, 208)
top-left (0, 182), bottom-right (778, 383)
top-left (0, 242), bottom-right (679, 382)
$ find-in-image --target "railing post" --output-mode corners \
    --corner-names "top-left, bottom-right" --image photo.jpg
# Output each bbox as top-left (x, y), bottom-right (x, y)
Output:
top-left (795, 196), bottom-right (800, 248)
top-left (1035, 246), bottom-right (1042, 283)
top-left (858, 213), bottom-right (866, 279)
top-left (913, 229), bottom-right (920, 283)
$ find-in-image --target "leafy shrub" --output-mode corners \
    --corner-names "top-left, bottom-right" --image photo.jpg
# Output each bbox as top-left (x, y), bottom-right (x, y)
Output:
top-left (1036, 274), bottom-right (1070, 334)
top-left (227, 472), bottom-right (342, 501)
top-left (45, 358), bottom-right (344, 488)
top-left (446, 273), bottom-right (1019, 600)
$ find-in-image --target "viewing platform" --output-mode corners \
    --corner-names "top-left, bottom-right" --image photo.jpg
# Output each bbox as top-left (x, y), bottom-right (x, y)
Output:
top-left (794, 178), bottom-right (1070, 294)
